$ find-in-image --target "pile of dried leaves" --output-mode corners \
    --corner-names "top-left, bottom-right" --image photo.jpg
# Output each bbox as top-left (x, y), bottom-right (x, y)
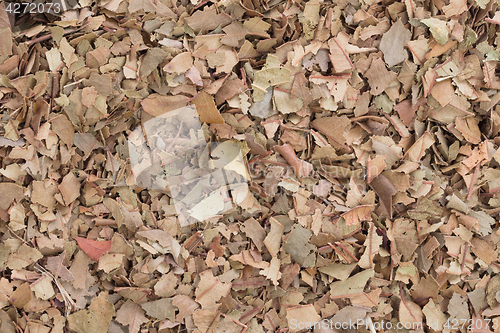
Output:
top-left (2, 0), bottom-right (500, 331)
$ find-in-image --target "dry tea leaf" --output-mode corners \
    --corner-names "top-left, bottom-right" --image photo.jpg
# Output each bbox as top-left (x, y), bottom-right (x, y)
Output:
top-left (116, 299), bottom-right (149, 333)
top-left (0, 183), bottom-right (24, 210)
top-left (380, 20), bottom-right (411, 67)
top-left (399, 295), bottom-right (423, 327)
top-left (98, 253), bottom-right (124, 273)
top-left (421, 18), bottom-right (449, 45)
top-left (163, 52), bottom-right (193, 74)
top-left (264, 217), bottom-right (284, 257)
top-left (259, 257), bottom-right (282, 286)
top-left (286, 305), bottom-right (321, 333)
top-left (252, 54), bottom-right (291, 102)
top-left (422, 299), bottom-right (446, 331)
top-left (9, 282), bottom-right (32, 309)
top-left (341, 205), bottom-right (372, 226)
top-left (68, 292), bottom-right (115, 333)
top-left (192, 91), bottom-right (224, 124)
top-left (358, 222), bottom-right (383, 269)
top-left (330, 269), bottom-right (374, 298)
top-left (195, 270), bottom-right (231, 309)
top-left (283, 224), bottom-right (316, 267)
top-left (59, 172), bottom-right (80, 205)
top-left (141, 298), bottom-right (176, 321)
top-left (6, 244), bottom-right (42, 270)
top-left (74, 237), bottom-right (112, 261)
top-left (365, 58), bottom-right (398, 95)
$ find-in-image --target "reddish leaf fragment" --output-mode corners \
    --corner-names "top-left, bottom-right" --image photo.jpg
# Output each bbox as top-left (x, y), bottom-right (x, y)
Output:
top-left (74, 237), bottom-right (112, 261)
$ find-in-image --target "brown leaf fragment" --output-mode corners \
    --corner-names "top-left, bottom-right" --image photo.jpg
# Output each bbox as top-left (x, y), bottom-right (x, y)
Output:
top-left (311, 115), bottom-right (351, 152)
top-left (185, 66), bottom-right (203, 86)
top-left (379, 20), bottom-right (411, 67)
top-left (46, 252), bottom-right (74, 282)
top-left (366, 155), bottom-right (386, 183)
top-left (9, 282), bottom-right (32, 309)
top-left (341, 205), bottom-right (373, 226)
top-left (370, 174), bottom-right (397, 217)
top-left (139, 47), bottom-right (167, 78)
top-left (260, 257), bottom-right (282, 287)
top-left (0, 183), bottom-right (24, 210)
top-left (116, 288), bottom-right (151, 304)
top-left (404, 132), bottom-right (435, 162)
top-left (163, 52), bottom-right (193, 74)
top-left (311, 208), bottom-right (322, 236)
top-left (173, 295), bottom-right (200, 322)
top-left (406, 38), bottom-right (429, 65)
top-left (291, 73), bottom-right (313, 107)
top-left (422, 299), bottom-right (446, 330)
top-left (483, 60), bottom-right (500, 89)
top-left (274, 144), bottom-right (312, 181)
top-left (442, 0), bottom-right (467, 17)
top-left (58, 172), bottom-right (80, 205)
top-left (98, 253), bottom-right (124, 273)
top-left (426, 40), bottom-right (457, 59)
top-left (192, 91), bottom-right (224, 124)
top-left (286, 305), bottom-right (321, 333)
top-left (73, 133), bottom-right (104, 159)
top-left (365, 58), bottom-right (398, 95)
top-left (141, 298), bottom-right (175, 321)
top-left (51, 115), bottom-right (74, 147)
top-left (230, 250), bottom-right (269, 269)
top-left (26, 322), bottom-right (50, 333)
top-left (408, 197), bottom-right (443, 221)
top-left (154, 271), bottom-right (178, 298)
top-left (241, 217), bottom-right (266, 251)
top-left (399, 295), bottom-right (423, 328)
top-left (264, 217), bottom-right (284, 257)
top-left (330, 269), bottom-right (374, 298)
top-left (448, 292), bottom-right (470, 322)
top-left (46, 48), bottom-right (63, 72)
top-left (263, 309), bottom-right (281, 331)
top-left (470, 237), bottom-right (497, 264)
top-left (215, 77), bottom-right (247, 105)
top-left (283, 224), bottom-right (316, 267)
top-left (69, 251), bottom-right (91, 290)
top-left (116, 299), bottom-right (149, 333)
top-left (0, 310), bottom-right (14, 333)
top-left (328, 37), bottom-right (353, 72)
top-left (74, 237), bottom-right (112, 261)
top-left (238, 40), bottom-right (260, 59)
top-left (31, 275), bottom-right (55, 301)
top-left (359, 222), bottom-right (383, 269)
top-left (430, 79), bottom-right (454, 107)
top-left (140, 94), bottom-right (189, 117)
top-left (193, 310), bottom-right (220, 333)
top-left (221, 22), bottom-right (248, 47)
top-left (319, 263), bottom-right (357, 280)
top-left (195, 270), bottom-right (231, 309)
top-left (455, 116), bottom-right (481, 144)
top-left (6, 244), bottom-right (42, 270)
top-left (184, 6), bottom-right (232, 32)
top-left (67, 292), bottom-right (115, 333)
top-left (0, 27), bottom-right (12, 64)
top-left (86, 46), bottom-right (110, 68)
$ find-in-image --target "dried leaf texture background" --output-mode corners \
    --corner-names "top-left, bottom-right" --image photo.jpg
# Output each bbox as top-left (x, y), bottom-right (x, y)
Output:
top-left (1, 0), bottom-right (500, 332)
